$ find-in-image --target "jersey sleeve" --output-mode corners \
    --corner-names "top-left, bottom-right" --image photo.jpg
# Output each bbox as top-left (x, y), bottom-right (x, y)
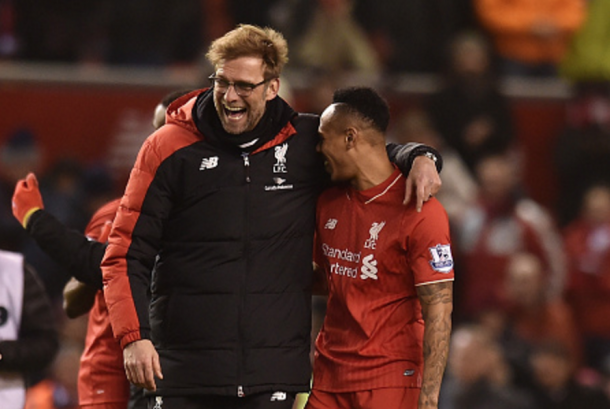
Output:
top-left (407, 200), bottom-right (455, 286)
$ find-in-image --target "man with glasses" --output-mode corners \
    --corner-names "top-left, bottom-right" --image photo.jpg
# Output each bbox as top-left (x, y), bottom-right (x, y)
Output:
top-left (101, 24), bottom-right (443, 409)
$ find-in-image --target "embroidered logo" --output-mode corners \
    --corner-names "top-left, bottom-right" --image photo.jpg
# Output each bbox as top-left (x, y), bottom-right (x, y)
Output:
top-left (360, 254), bottom-right (378, 280)
top-left (199, 156), bottom-right (219, 170)
top-left (404, 369), bottom-right (415, 376)
top-left (152, 396), bottom-right (163, 409)
top-left (428, 244), bottom-right (454, 273)
top-left (270, 391), bottom-right (287, 401)
top-left (364, 221), bottom-right (385, 249)
top-left (273, 143), bottom-right (288, 173)
top-left (325, 219), bottom-right (338, 229)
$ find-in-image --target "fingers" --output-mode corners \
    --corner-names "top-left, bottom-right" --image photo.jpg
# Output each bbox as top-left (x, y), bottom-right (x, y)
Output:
top-left (143, 360), bottom-right (158, 391)
top-left (25, 172), bottom-right (38, 189)
top-left (430, 176), bottom-right (442, 196)
top-left (403, 177), bottom-right (414, 205)
top-left (125, 358), bottom-right (157, 391)
top-left (123, 343), bottom-right (160, 391)
top-left (16, 173), bottom-right (38, 191)
top-left (416, 182), bottom-right (426, 213)
top-left (153, 353), bottom-right (164, 381)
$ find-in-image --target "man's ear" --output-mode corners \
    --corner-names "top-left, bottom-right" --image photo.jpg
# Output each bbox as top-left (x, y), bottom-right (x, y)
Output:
top-left (345, 128), bottom-right (356, 149)
top-left (265, 78), bottom-right (280, 101)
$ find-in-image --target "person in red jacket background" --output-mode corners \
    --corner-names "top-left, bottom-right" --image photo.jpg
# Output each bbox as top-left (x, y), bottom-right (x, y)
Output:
top-left (564, 183), bottom-right (610, 373)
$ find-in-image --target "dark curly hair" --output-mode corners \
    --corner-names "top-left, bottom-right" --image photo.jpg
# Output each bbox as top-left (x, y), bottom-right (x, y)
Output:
top-left (332, 87), bottom-right (390, 133)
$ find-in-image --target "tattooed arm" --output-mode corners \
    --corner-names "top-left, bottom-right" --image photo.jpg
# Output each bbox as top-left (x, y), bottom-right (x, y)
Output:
top-left (416, 281), bottom-right (453, 409)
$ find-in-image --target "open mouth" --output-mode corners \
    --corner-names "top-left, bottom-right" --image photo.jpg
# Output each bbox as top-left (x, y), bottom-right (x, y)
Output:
top-left (224, 104), bottom-right (247, 120)
top-left (323, 160), bottom-right (332, 173)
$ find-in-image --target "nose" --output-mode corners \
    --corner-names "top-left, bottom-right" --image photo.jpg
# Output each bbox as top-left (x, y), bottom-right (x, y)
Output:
top-left (223, 84), bottom-right (240, 101)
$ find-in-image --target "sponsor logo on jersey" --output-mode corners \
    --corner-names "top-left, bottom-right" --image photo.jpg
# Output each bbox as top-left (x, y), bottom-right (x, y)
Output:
top-left (325, 219), bottom-right (338, 229)
top-left (273, 143), bottom-right (288, 173)
top-left (322, 243), bottom-right (361, 263)
top-left (199, 156), bottom-right (219, 170)
top-left (428, 244), bottom-right (454, 273)
top-left (403, 369), bottom-right (415, 376)
top-left (364, 221), bottom-right (385, 249)
top-left (360, 254), bottom-right (378, 280)
top-left (265, 175), bottom-right (294, 191)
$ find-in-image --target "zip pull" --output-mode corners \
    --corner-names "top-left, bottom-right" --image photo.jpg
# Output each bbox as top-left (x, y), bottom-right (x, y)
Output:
top-left (237, 385), bottom-right (245, 397)
top-left (241, 153), bottom-right (251, 183)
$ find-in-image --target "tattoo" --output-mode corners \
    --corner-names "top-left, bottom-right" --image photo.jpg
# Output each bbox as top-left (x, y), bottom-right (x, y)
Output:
top-left (416, 282), bottom-right (453, 408)
top-left (416, 281), bottom-right (452, 305)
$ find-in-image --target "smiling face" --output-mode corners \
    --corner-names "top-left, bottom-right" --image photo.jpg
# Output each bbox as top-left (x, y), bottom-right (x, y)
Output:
top-left (317, 105), bottom-right (357, 182)
top-left (212, 56), bottom-right (279, 135)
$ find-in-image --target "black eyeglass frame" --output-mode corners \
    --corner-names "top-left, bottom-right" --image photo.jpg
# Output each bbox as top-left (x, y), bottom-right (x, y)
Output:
top-left (208, 74), bottom-right (273, 97)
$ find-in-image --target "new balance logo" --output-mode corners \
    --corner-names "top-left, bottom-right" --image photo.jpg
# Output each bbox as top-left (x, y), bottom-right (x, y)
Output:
top-left (270, 392), bottom-right (287, 401)
top-left (200, 156), bottom-right (219, 170)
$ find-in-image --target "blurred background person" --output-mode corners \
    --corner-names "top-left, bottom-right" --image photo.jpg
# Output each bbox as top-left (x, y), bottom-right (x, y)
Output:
top-left (502, 252), bottom-right (582, 374)
top-left (453, 150), bottom-right (566, 320)
top-left (0, 128), bottom-right (43, 253)
top-left (351, 0), bottom-right (475, 74)
top-left (439, 324), bottom-right (535, 409)
top-left (560, 0), bottom-right (610, 83)
top-left (389, 109), bottom-right (478, 227)
top-left (553, 82), bottom-right (610, 227)
top-left (0, 249), bottom-right (59, 409)
top-left (293, 0), bottom-right (380, 77)
top-left (528, 342), bottom-right (610, 409)
top-left (474, 0), bottom-right (586, 77)
top-left (564, 183), bottom-right (610, 374)
top-left (426, 31), bottom-right (515, 175)
top-left (24, 342), bottom-right (82, 409)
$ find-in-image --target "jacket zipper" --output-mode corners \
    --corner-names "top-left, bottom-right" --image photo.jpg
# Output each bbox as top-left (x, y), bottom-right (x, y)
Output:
top-left (242, 152), bottom-right (251, 183)
top-left (238, 152), bottom-right (251, 397)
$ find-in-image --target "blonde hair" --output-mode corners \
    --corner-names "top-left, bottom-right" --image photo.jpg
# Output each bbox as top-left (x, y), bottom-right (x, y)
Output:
top-left (206, 24), bottom-right (289, 79)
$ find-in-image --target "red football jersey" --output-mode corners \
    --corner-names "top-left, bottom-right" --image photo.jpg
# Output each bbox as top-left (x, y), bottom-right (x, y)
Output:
top-left (313, 169), bottom-right (454, 393)
top-left (78, 199), bottom-right (130, 405)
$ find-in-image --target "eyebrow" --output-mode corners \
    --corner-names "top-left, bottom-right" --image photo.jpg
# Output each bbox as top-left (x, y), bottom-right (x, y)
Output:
top-left (216, 75), bottom-right (258, 84)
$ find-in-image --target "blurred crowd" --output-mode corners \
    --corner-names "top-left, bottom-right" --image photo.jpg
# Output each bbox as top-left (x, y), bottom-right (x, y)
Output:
top-left (0, 0), bottom-right (604, 79)
top-left (3, 0), bottom-right (610, 408)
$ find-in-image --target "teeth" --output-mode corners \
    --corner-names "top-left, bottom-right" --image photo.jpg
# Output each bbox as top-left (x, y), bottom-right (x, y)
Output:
top-left (224, 104), bottom-right (245, 112)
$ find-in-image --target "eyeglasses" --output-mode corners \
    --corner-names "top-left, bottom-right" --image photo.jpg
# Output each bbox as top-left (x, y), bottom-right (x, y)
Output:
top-left (208, 74), bottom-right (272, 97)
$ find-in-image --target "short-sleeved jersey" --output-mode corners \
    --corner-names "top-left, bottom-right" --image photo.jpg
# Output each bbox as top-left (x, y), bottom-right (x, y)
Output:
top-left (312, 168), bottom-right (454, 393)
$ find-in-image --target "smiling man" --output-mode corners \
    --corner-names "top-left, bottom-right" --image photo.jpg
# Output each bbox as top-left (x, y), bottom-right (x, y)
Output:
top-left (309, 87), bottom-right (453, 409)
top-left (101, 25), bottom-right (443, 409)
